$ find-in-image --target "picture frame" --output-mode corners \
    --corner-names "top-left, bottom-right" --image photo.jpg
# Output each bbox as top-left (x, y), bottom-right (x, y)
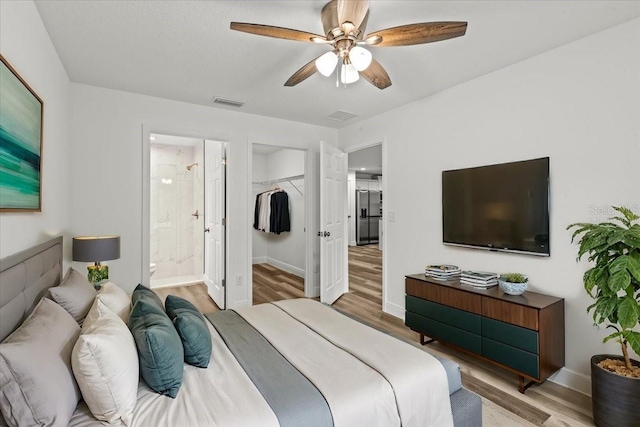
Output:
top-left (0, 54), bottom-right (44, 212)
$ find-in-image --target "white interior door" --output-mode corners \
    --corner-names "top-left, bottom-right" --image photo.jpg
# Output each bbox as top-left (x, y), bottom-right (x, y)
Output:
top-left (204, 140), bottom-right (226, 309)
top-left (320, 141), bottom-right (348, 304)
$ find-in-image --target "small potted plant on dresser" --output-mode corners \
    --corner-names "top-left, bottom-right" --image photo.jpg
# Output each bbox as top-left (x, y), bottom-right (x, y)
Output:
top-left (568, 206), bottom-right (640, 427)
top-left (498, 273), bottom-right (528, 295)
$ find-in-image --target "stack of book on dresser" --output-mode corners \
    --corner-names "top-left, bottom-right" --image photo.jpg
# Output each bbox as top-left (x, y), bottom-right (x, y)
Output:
top-left (425, 264), bottom-right (461, 280)
top-left (460, 271), bottom-right (498, 288)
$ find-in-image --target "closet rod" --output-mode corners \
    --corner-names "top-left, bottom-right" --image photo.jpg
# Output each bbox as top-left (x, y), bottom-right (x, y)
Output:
top-left (252, 174), bottom-right (304, 185)
top-left (252, 174), bottom-right (304, 196)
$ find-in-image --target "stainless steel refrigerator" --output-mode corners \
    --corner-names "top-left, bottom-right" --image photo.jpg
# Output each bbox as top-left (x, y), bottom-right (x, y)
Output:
top-left (356, 190), bottom-right (382, 245)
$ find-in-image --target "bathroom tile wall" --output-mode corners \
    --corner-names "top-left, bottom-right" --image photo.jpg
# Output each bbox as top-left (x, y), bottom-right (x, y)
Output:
top-left (150, 142), bottom-right (203, 280)
top-left (192, 140), bottom-right (204, 276)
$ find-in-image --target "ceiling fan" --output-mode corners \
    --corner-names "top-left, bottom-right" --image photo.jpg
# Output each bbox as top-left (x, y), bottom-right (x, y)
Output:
top-left (230, 0), bottom-right (467, 90)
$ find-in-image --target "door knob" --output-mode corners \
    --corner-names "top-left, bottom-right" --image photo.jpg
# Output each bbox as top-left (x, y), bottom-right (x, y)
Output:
top-left (204, 228), bottom-right (210, 233)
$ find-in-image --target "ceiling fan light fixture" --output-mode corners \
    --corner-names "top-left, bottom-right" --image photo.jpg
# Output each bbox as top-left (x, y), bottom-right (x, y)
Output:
top-left (316, 51), bottom-right (339, 76)
top-left (349, 46), bottom-right (372, 71)
top-left (340, 63), bottom-right (360, 84)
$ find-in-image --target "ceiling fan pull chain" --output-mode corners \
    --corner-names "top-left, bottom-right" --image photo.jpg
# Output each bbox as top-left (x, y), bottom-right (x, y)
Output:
top-left (336, 61), bottom-right (340, 88)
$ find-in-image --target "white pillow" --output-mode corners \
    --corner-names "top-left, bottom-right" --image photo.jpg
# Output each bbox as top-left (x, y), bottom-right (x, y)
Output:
top-left (72, 300), bottom-right (139, 426)
top-left (83, 296), bottom-right (116, 332)
top-left (49, 268), bottom-right (97, 323)
top-left (0, 298), bottom-right (81, 427)
top-left (96, 282), bottom-right (131, 322)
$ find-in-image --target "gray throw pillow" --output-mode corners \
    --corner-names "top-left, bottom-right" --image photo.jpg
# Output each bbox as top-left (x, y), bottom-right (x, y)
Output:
top-left (0, 298), bottom-right (81, 427)
top-left (50, 268), bottom-right (97, 323)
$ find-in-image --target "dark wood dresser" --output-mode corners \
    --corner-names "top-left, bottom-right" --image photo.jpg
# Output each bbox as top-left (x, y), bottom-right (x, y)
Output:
top-left (405, 273), bottom-right (565, 393)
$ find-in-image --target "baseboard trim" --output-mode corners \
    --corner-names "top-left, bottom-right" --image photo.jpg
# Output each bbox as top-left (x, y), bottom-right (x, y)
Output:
top-left (548, 367), bottom-right (591, 396)
top-left (384, 300), bottom-right (405, 321)
top-left (266, 257), bottom-right (305, 279)
top-left (252, 256), bottom-right (267, 265)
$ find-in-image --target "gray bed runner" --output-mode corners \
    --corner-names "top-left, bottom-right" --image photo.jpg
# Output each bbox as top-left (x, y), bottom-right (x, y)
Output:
top-left (205, 310), bottom-right (334, 427)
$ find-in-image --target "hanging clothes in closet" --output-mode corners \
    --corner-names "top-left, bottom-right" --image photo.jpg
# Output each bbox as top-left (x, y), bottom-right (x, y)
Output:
top-left (253, 188), bottom-right (291, 234)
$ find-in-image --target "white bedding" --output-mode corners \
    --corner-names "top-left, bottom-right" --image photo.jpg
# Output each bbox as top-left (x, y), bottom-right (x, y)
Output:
top-left (69, 322), bottom-right (280, 427)
top-left (68, 299), bottom-right (453, 427)
top-left (272, 299), bottom-right (454, 427)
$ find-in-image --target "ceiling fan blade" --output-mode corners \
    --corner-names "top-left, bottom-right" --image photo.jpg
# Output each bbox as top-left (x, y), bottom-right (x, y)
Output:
top-left (230, 22), bottom-right (325, 43)
top-left (366, 22), bottom-right (467, 47)
top-left (360, 58), bottom-right (391, 90)
top-left (357, 10), bottom-right (369, 40)
top-left (284, 57), bottom-right (319, 87)
top-left (337, 0), bottom-right (369, 32)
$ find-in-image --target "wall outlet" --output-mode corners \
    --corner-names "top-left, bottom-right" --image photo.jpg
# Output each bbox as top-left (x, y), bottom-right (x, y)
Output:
top-left (236, 275), bottom-right (243, 286)
top-left (387, 211), bottom-right (396, 222)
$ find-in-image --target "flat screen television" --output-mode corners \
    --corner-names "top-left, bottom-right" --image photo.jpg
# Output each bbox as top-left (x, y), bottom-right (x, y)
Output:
top-left (442, 157), bottom-right (550, 256)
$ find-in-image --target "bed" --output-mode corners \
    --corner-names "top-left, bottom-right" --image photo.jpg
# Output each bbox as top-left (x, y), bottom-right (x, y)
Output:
top-left (0, 237), bottom-right (482, 427)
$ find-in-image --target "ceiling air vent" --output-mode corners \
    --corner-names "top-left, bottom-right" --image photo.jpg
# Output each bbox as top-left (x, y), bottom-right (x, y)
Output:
top-left (325, 110), bottom-right (357, 122)
top-left (210, 96), bottom-right (245, 108)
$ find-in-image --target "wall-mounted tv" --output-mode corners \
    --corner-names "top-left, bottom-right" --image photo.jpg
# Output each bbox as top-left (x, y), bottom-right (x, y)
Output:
top-left (442, 157), bottom-right (550, 256)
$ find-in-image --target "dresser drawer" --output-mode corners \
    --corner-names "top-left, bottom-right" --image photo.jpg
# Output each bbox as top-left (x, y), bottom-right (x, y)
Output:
top-left (406, 312), bottom-right (481, 354)
top-left (406, 295), bottom-right (481, 334)
top-left (482, 317), bottom-right (539, 354)
top-left (482, 337), bottom-right (539, 378)
top-left (482, 297), bottom-right (539, 330)
top-left (406, 278), bottom-right (482, 314)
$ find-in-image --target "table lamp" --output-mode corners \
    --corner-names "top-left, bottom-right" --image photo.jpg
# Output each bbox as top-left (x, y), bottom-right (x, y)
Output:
top-left (73, 235), bottom-right (120, 287)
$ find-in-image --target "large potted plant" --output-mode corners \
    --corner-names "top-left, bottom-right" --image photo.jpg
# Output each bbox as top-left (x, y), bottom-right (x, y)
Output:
top-left (568, 206), bottom-right (640, 427)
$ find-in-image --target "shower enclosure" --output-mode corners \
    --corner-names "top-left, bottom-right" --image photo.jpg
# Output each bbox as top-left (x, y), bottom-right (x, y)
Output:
top-left (149, 135), bottom-right (204, 288)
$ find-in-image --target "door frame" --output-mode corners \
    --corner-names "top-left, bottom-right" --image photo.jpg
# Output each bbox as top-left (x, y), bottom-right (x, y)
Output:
top-left (344, 138), bottom-right (388, 314)
top-left (247, 141), bottom-right (315, 303)
top-left (141, 124), bottom-right (230, 291)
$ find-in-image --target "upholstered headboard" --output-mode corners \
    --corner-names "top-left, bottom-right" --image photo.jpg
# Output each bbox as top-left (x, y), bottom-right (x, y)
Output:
top-left (0, 236), bottom-right (63, 342)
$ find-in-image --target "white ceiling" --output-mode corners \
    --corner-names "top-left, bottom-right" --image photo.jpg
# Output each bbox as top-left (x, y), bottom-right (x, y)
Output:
top-left (35, 1), bottom-right (640, 129)
top-left (348, 145), bottom-right (382, 174)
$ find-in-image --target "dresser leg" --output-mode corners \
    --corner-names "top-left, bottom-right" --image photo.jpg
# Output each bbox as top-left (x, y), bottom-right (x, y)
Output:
top-left (420, 333), bottom-right (435, 345)
top-left (518, 376), bottom-right (535, 394)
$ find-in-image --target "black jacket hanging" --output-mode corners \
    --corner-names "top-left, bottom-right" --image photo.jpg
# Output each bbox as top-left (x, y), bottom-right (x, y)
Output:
top-left (270, 191), bottom-right (291, 234)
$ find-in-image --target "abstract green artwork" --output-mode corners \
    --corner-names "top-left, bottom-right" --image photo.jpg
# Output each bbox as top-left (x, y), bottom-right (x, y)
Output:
top-left (0, 55), bottom-right (43, 211)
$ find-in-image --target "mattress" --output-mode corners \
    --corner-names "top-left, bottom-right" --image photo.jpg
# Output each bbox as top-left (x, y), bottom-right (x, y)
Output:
top-left (69, 299), bottom-right (454, 427)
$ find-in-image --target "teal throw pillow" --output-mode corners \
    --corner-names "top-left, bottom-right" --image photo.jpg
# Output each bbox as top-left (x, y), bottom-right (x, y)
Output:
top-left (132, 283), bottom-right (164, 308)
top-left (165, 295), bottom-right (212, 368)
top-left (128, 298), bottom-right (184, 398)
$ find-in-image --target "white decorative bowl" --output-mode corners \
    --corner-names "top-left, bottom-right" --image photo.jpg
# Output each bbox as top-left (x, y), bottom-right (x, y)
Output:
top-left (498, 279), bottom-right (528, 296)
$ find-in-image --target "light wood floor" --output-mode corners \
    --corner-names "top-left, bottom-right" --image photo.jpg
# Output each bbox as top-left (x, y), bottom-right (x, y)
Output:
top-left (156, 244), bottom-right (594, 427)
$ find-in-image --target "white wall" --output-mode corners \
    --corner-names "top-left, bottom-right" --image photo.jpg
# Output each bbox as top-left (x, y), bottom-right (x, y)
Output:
top-left (0, 1), bottom-right (72, 264)
top-left (251, 153), bottom-right (269, 262)
top-left (339, 18), bottom-right (640, 392)
top-left (347, 171), bottom-right (356, 245)
top-left (70, 83), bottom-right (338, 307)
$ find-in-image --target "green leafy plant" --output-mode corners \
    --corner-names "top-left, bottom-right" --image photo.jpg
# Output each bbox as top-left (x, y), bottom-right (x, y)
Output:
top-left (499, 273), bottom-right (528, 283)
top-left (568, 206), bottom-right (640, 371)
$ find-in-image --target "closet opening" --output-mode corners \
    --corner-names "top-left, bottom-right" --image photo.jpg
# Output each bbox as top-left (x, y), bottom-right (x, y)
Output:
top-left (250, 144), bottom-right (308, 305)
